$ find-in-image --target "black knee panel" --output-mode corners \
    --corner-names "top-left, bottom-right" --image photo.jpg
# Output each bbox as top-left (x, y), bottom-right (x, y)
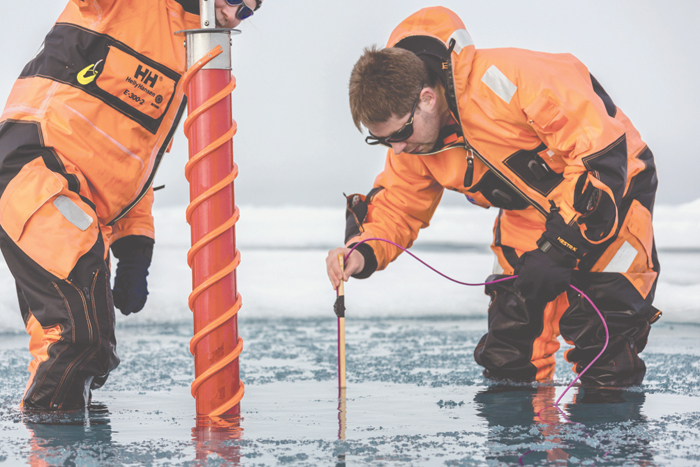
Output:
top-left (561, 272), bottom-right (656, 387)
top-left (474, 275), bottom-right (547, 381)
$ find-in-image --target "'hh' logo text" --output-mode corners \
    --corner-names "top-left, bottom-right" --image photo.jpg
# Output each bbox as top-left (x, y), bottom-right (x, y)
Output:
top-left (134, 65), bottom-right (159, 89)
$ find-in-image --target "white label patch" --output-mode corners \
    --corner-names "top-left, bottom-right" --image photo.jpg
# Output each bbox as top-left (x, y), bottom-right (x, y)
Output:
top-left (492, 253), bottom-right (504, 275)
top-left (53, 195), bottom-right (93, 231)
top-left (448, 29), bottom-right (474, 54)
top-left (603, 241), bottom-right (638, 273)
top-left (481, 65), bottom-right (517, 104)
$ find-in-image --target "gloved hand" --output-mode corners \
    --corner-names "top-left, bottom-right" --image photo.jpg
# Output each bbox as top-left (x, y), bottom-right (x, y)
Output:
top-left (514, 245), bottom-right (575, 302)
top-left (514, 201), bottom-right (588, 302)
top-left (111, 235), bottom-right (154, 316)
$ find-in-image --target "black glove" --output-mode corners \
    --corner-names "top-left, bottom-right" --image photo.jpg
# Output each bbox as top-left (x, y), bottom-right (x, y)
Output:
top-left (514, 245), bottom-right (576, 302)
top-left (514, 202), bottom-right (589, 302)
top-left (111, 235), bottom-right (154, 316)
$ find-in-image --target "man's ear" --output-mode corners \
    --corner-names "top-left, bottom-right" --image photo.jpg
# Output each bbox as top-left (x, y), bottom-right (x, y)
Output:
top-left (420, 87), bottom-right (439, 110)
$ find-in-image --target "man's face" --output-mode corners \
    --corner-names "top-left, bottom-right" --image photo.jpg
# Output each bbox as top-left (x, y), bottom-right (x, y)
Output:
top-left (214, 0), bottom-right (260, 28)
top-left (365, 89), bottom-right (443, 155)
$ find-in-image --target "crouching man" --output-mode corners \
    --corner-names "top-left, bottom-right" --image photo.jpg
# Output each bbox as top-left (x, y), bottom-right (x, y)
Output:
top-left (325, 7), bottom-right (661, 387)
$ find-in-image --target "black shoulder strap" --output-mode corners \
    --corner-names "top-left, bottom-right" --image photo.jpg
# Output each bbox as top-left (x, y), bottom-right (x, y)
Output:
top-left (173, 0), bottom-right (199, 15)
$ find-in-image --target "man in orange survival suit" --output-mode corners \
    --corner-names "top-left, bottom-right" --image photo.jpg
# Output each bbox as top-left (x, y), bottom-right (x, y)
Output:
top-left (326, 7), bottom-right (661, 387)
top-left (0, 0), bottom-right (261, 411)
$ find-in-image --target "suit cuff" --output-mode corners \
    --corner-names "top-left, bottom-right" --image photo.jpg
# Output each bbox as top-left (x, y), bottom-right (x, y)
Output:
top-left (110, 235), bottom-right (154, 261)
top-left (348, 242), bottom-right (377, 279)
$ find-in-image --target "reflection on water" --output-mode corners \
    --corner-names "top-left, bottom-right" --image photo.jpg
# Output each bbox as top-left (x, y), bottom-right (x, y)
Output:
top-left (23, 403), bottom-right (114, 465)
top-left (3, 316), bottom-right (698, 465)
top-left (475, 384), bottom-right (655, 465)
top-left (21, 402), bottom-right (246, 466)
top-left (6, 380), bottom-right (695, 466)
top-left (337, 388), bottom-right (346, 440)
top-left (337, 388), bottom-right (347, 466)
top-left (191, 414), bottom-right (243, 465)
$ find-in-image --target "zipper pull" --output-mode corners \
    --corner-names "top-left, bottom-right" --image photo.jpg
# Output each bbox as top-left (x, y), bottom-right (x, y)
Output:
top-left (463, 149), bottom-right (474, 187)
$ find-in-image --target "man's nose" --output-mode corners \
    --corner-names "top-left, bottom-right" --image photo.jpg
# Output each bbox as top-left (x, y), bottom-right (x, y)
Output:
top-left (222, 8), bottom-right (240, 28)
top-left (390, 141), bottom-right (407, 154)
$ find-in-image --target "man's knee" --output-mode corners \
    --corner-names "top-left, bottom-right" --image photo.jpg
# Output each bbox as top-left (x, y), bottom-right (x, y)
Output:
top-left (7, 234), bottom-right (118, 410)
top-left (566, 338), bottom-right (647, 387)
top-left (561, 272), bottom-right (656, 387)
top-left (474, 276), bottom-right (546, 381)
top-left (474, 332), bottom-right (538, 382)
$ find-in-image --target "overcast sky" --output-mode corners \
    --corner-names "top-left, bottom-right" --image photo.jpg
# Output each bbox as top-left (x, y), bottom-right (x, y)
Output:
top-left (1, 1), bottom-right (698, 209)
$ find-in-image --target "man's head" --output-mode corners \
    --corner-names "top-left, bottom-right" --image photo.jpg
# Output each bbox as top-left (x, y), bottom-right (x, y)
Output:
top-left (349, 46), bottom-right (448, 155)
top-left (215, 0), bottom-right (262, 28)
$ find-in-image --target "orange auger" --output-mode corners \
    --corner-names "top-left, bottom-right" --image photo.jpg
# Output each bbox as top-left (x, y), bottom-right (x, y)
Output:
top-left (180, 13), bottom-right (244, 417)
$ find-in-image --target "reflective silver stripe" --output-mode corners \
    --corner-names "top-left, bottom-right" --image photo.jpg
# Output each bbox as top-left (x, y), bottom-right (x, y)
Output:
top-left (492, 253), bottom-right (505, 275)
top-left (53, 195), bottom-right (93, 231)
top-left (448, 29), bottom-right (474, 54)
top-left (603, 241), bottom-right (638, 273)
top-left (481, 65), bottom-right (517, 104)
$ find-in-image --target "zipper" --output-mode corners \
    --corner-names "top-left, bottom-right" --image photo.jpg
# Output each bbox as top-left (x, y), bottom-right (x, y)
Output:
top-left (408, 39), bottom-right (549, 218)
top-left (50, 280), bottom-right (94, 409)
top-left (464, 139), bottom-right (548, 217)
top-left (438, 44), bottom-right (548, 217)
top-left (416, 133), bottom-right (547, 216)
top-left (412, 140), bottom-right (466, 156)
top-left (107, 97), bottom-right (188, 226)
top-left (463, 149), bottom-right (474, 187)
top-left (67, 280), bottom-right (94, 345)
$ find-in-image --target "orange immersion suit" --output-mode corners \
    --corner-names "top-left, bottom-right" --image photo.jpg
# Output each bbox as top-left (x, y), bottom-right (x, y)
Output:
top-left (344, 7), bottom-right (661, 386)
top-left (0, 0), bottom-right (199, 409)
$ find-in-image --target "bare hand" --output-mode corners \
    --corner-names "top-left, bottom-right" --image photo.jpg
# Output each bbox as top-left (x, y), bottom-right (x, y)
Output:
top-left (326, 247), bottom-right (365, 290)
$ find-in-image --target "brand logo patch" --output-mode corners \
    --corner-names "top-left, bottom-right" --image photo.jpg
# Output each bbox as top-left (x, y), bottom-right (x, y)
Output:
top-left (134, 65), bottom-right (160, 89)
top-left (556, 237), bottom-right (577, 252)
top-left (94, 46), bottom-right (176, 122)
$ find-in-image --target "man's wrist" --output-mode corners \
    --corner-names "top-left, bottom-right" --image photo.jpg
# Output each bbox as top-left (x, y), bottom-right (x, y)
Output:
top-left (541, 208), bottom-right (592, 262)
top-left (536, 237), bottom-right (577, 269)
top-left (347, 242), bottom-right (378, 279)
top-left (111, 235), bottom-right (154, 261)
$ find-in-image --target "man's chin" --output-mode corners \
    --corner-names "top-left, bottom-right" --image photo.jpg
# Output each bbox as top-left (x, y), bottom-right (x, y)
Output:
top-left (406, 144), bottom-right (434, 155)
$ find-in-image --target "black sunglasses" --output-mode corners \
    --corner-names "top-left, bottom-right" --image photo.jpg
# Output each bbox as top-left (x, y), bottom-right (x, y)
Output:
top-left (225, 0), bottom-right (255, 20)
top-left (365, 87), bottom-right (423, 147)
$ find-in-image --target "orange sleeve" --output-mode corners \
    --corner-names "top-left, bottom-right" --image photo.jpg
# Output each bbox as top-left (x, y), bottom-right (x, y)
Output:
top-left (518, 55), bottom-right (626, 244)
top-left (66, 0), bottom-right (117, 18)
top-left (345, 150), bottom-right (443, 270)
top-left (108, 188), bottom-right (155, 245)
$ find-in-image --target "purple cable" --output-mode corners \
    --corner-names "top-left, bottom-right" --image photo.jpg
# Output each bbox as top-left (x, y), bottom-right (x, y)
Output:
top-left (341, 239), bottom-right (611, 467)
top-left (555, 284), bottom-right (609, 405)
top-left (342, 237), bottom-right (610, 404)
top-left (342, 237), bottom-right (611, 464)
top-left (345, 237), bottom-right (516, 287)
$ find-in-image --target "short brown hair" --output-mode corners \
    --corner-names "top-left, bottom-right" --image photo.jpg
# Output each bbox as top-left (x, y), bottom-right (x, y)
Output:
top-left (349, 46), bottom-right (429, 131)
